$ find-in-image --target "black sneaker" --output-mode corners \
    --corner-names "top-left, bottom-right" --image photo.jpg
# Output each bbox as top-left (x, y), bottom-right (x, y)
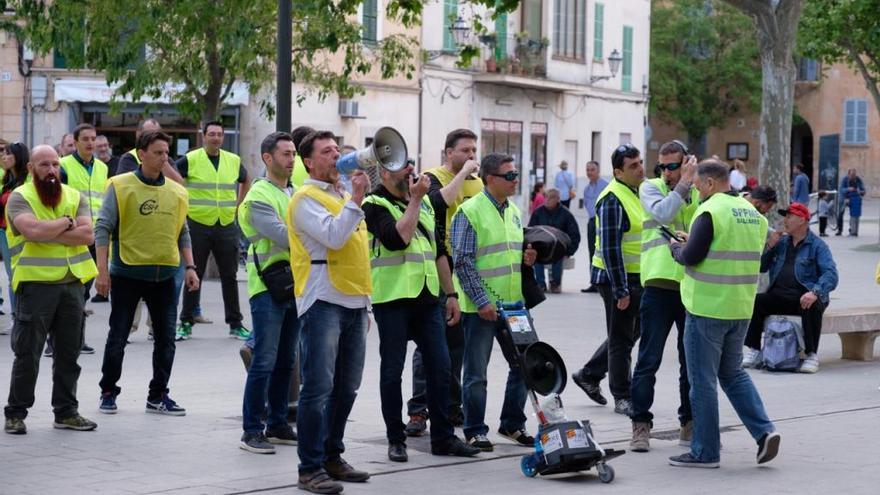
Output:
top-left (145, 394), bottom-right (186, 416)
top-left (404, 412), bottom-right (428, 437)
top-left (298, 470), bottom-right (343, 494)
top-left (466, 433), bottom-right (494, 452)
top-left (497, 427), bottom-right (534, 446)
top-left (388, 442), bottom-right (408, 462)
top-left (668, 452), bottom-right (719, 468)
top-left (431, 436), bottom-right (480, 457)
top-left (4, 417), bottom-right (26, 434)
top-left (614, 399), bottom-right (633, 416)
top-left (90, 294), bottom-right (109, 303)
top-left (53, 414), bottom-right (97, 431)
top-left (99, 393), bottom-right (117, 414)
top-left (81, 343), bottom-right (95, 354)
top-left (240, 431), bottom-right (275, 454)
top-left (572, 372), bottom-right (607, 405)
top-left (757, 431), bottom-right (781, 464)
top-left (266, 424), bottom-right (297, 445)
top-left (581, 286), bottom-right (599, 293)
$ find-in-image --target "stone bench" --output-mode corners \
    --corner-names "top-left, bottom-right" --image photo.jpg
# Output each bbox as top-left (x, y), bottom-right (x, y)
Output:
top-left (821, 307), bottom-right (880, 361)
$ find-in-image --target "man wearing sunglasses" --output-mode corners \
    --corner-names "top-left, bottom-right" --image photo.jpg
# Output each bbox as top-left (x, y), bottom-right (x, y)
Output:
top-left (629, 141), bottom-right (699, 452)
top-left (572, 143), bottom-right (645, 417)
top-left (451, 153), bottom-right (538, 453)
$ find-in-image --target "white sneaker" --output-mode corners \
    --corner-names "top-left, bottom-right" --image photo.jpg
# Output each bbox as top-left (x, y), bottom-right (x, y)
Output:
top-left (799, 353), bottom-right (819, 374)
top-left (742, 348), bottom-right (762, 368)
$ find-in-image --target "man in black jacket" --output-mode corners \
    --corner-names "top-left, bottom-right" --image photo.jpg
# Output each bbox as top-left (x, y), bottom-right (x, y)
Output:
top-left (528, 188), bottom-right (580, 293)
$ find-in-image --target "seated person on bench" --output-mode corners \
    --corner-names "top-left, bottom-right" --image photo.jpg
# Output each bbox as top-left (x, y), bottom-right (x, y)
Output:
top-left (743, 203), bottom-right (838, 373)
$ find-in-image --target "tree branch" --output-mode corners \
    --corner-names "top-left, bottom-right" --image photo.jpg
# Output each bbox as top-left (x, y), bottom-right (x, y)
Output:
top-left (846, 45), bottom-right (880, 119)
top-left (219, 78), bottom-right (235, 102)
top-left (723, 0), bottom-right (771, 17)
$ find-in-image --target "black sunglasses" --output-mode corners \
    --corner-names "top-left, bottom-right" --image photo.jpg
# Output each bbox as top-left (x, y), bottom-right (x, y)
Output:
top-left (490, 171), bottom-right (519, 182)
top-left (657, 162), bottom-right (682, 172)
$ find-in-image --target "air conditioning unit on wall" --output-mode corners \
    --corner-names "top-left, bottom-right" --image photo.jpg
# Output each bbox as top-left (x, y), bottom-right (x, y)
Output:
top-left (338, 99), bottom-right (364, 119)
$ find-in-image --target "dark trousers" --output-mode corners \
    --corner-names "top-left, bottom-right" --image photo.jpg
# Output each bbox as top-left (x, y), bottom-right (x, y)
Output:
top-left (5, 282), bottom-right (85, 421)
top-left (180, 219), bottom-right (242, 328)
top-left (630, 286), bottom-right (690, 425)
top-left (561, 199), bottom-right (572, 209)
top-left (818, 217), bottom-right (828, 235)
top-left (745, 290), bottom-right (826, 354)
top-left (375, 302), bottom-right (454, 445)
top-left (83, 244), bottom-right (97, 300)
top-left (100, 275), bottom-right (178, 400)
top-left (579, 283), bottom-right (642, 400)
top-left (586, 217), bottom-right (597, 285)
top-left (408, 296), bottom-right (464, 416)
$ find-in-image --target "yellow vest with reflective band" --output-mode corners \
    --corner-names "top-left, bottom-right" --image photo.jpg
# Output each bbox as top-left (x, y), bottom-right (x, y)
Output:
top-left (126, 149), bottom-right (141, 165)
top-left (9, 182), bottom-right (98, 291)
top-left (681, 193), bottom-right (767, 320)
top-left (59, 154), bottom-right (108, 221)
top-left (185, 148), bottom-right (241, 226)
top-left (640, 178), bottom-right (700, 284)
top-left (286, 184), bottom-right (371, 297)
top-left (364, 194), bottom-right (439, 304)
top-left (424, 166), bottom-right (483, 255)
top-left (454, 192), bottom-right (524, 313)
top-left (592, 179), bottom-right (645, 274)
top-left (292, 155), bottom-right (309, 188)
top-left (238, 178), bottom-right (293, 298)
top-left (112, 172), bottom-right (187, 267)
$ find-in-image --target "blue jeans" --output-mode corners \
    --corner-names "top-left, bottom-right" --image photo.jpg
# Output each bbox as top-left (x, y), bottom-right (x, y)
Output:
top-left (461, 313), bottom-right (528, 438)
top-left (242, 292), bottom-right (300, 434)
top-left (297, 301), bottom-right (367, 474)
top-left (374, 301), bottom-right (453, 445)
top-left (533, 261), bottom-right (563, 289)
top-left (0, 228), bottom-right (14, 312)
top-left (685, 314), bottom-right (775, 462)
top-left (631, 286), bottom-right (691, 425)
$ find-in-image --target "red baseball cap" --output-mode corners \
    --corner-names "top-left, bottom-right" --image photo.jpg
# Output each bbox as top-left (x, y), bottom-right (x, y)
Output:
top-left (778, 202), bottom-right (810, 221)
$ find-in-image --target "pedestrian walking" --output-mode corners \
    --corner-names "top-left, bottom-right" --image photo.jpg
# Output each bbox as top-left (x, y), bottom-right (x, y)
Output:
top-left (528, 188), bottom-right (580, 293)
top-left (790, 163), bottom-right (810, 205)
top-left (817, 191), bottom-right (831, 236)
top-left (581, 160), bottom-right (608, 293)
top-left (836, 168), bottom-right (866, 236)
top-left (669, 158), bottom-right (780, 468)
top-left (554, 160), bottom-right (576, 208)
top-left (95, 131), bottom-right (198, 417)
top-left (287, 131), bottom-right (372, 494)
top-left (364, 161), bottom-right (479, 462)
top-left (3, 145), bottom-right (98, 434)
top-left (237, 132), bottom-right (300, 454)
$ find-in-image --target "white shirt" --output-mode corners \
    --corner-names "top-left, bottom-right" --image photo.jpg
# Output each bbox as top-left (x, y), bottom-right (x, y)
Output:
top-left (293, 179), bottom-right (370, 316)
top-left (730, 169), bottom-right (747, 191)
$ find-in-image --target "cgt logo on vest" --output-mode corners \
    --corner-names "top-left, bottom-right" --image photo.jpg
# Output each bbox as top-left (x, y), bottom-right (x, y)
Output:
top-left (139, 199), bottom-right (159, 216)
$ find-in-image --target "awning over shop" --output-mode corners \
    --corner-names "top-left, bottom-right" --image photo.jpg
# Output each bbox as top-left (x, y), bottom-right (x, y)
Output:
top-left (53, 78), bottom-right (250, 106)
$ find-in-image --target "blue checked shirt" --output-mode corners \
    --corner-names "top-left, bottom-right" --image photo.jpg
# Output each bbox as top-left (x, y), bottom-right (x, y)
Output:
top-left (450, 190), bottom-right (509, 309)
top-left (590, 183), bottom-right (638, 299)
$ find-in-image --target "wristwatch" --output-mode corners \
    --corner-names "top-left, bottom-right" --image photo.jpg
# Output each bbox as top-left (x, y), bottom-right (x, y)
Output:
top-left (185, 265), bottom-right (197, 272)
top-left (446, 292), bottom-right (459, 299)
top-left (63, 215), bottom-right (74, 231)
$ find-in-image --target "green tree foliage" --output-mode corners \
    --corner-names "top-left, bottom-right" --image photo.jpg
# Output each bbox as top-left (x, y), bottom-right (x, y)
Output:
top-left (650, 0), bottom-right (761, 147)
top-left (4, 0), bottom-right (517, 122)
top-left (800, 0), bottom-right (880, 116)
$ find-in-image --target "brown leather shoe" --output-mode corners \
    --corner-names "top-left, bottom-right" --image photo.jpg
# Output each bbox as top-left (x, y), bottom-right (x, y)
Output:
top-left (298, 470), bottom-right (343, 494)
top-left (324, 457), bottom-right (370, 482)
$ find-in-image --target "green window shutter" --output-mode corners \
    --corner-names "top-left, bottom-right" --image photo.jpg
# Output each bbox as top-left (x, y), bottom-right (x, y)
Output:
top-left (53, 48), bottom-right (67, 69)
top-left (362, 0), bottom-right (378, 45)
top-left (593, 3), bottom-right (604, 59)
top-left (443, 0), bottom-right (458, 51)
top-left (495, 13), bottom-right (507, 60)
top-left (622, 25), bottom-right (633, 92)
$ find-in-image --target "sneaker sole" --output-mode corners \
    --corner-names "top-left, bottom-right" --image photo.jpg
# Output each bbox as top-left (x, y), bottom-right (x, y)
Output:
top-left (4, 428), bottom-right (26, 434)
top-left (145, 408), bottom-right (186, 416)
top-left (240, 442), bottom-right (276, 454)
top-left (98, 408), bottom-right (117, 415)
top-left (53, 422), bottom-right (96, 431)
top-left (468, 443), bottom-right (494, 452)
top-left (630, 444), bottom-right (650, 452)
top-left (497, 432), bottom-right (533, 447)
top-left (267, 437), bottom-right (297, 445)
top-left (668, 459), bottom-right (719, 468)
top-left (297, 482), bottom-right (343, 494)
top-left (757, 432), bottom-right (781, 464)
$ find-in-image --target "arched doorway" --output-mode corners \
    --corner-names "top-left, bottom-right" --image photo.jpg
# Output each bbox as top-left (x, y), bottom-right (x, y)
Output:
top-left (791, 120), bottom-right (814, 191)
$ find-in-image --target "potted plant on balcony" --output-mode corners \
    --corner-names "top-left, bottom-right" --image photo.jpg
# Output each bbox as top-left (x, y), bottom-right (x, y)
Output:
top-left (479, 33), bottom-right (499, 73)
top-left (497, 57), bottom-right (511, 74)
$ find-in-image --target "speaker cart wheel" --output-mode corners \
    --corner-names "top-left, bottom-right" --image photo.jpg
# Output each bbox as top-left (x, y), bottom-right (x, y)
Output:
top-left (596, 462), bottom-right (614, 483)
top-left (520, 454), bottom-right (539, 478)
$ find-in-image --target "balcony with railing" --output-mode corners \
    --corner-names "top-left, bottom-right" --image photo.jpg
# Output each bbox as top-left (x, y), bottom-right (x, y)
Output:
top-left (475, 33), bottom-right (549, 78)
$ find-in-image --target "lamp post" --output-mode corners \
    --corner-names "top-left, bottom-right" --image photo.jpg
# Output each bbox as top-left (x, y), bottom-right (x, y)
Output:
top-left (589, 48), bottom-right (623, 83)
top-left (450, 15), bottom-right (471, 46)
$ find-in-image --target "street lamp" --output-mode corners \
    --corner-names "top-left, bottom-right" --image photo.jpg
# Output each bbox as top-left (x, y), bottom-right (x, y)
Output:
top-left (590, 48), bottom-right (623, 83)
top-left (450, 15), bottom-right (471, 46)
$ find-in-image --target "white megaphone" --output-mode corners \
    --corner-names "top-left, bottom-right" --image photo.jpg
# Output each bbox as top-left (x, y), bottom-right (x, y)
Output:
top-left (336, 127), bottom-right (409, 175)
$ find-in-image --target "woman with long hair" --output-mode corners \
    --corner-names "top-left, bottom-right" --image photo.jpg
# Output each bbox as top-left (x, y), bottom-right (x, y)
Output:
top-left (530, 181), bottom-right (546, 214)
top-left (1, 141), bottom-right (29, 331)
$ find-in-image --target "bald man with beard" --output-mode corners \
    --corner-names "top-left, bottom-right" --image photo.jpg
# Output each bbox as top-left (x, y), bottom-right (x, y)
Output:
top-left (3, 145), bottom-right (99, 435)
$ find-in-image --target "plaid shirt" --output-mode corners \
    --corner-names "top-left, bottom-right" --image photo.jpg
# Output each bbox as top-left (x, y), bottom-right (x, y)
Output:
top-left (590, 182), bottom-right (638, 299)
top-left (450, 190), bottom-right (509, 309)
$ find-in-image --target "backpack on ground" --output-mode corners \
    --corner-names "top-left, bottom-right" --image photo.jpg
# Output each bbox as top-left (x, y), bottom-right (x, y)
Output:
top-left (762, 316), bottom-right (805, 371)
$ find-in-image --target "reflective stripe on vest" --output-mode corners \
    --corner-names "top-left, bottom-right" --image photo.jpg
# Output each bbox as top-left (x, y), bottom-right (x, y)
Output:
top-left (238, 178), bottom-right (294, 298)
top-left (112, 172), bottom-right (188, 267)
top-left (287, 184), bottom-right (371, 297)
top-left (10, 182), bottom-right (98, 291)
top-left (454, 192), bottom-right (524, 312)
top-left (680, 193), bottom-right (768, 320)
top-left (591, 179), bottom-right (645, 274)
top-left (639, 177), bottom-right (700, 284)
top-left (185, 148), bottom-right (241, 226)
top-left (364, 195), bottom-right (439, 303)
top-left (59, 154), bottom-right (108, 221)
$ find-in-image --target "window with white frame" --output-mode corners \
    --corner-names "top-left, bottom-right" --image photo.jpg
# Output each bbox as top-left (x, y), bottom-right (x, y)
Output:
top-left (553, 0), bottom-right (586, 60)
